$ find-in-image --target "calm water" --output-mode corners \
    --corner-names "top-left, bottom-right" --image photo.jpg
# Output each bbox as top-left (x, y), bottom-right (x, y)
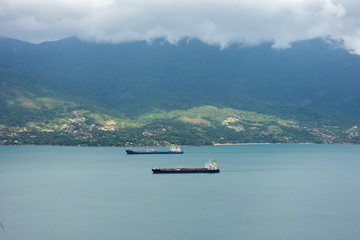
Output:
top-left (1, 144), bottom-right (360, 240)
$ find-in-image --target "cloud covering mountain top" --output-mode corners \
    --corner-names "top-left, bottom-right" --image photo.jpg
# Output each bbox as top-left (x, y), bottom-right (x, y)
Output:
top-left (1, 0), bottom-right (360, 53)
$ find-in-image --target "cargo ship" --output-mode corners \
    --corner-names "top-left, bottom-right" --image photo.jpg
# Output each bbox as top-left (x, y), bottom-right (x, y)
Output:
top-left (152, 160), bottom-right (220, 174)
top-left (126, 146), bottom-right (183, 154)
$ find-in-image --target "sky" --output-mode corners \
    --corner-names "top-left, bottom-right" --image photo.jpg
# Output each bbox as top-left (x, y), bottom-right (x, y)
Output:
top-left (1, 0), bottom-right (360, 53)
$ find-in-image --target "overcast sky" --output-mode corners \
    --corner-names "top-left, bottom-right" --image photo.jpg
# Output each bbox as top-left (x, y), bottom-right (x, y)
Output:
top-left (1, 0), bottom-right (360, 53)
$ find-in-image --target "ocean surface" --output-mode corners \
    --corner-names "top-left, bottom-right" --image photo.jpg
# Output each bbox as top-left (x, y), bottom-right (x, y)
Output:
top-left (1, 144), bottom-right (360, 240)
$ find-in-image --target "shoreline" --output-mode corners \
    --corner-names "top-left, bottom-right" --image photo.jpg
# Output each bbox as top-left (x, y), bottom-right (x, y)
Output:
top-left (212, 142), bottom-right (316, 146)
top-left (214, 143), bottom-right (274, 146)
top-left (1, 142), bottom-right (359, 148)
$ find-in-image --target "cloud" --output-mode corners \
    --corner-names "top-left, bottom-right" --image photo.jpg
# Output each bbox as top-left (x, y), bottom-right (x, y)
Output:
top-left (1, 0), bottom-right (360, 53)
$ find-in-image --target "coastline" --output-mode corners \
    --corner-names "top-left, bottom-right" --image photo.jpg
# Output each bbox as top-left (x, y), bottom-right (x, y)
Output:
top-left (213, 142), bottom-right (316, 146)
top-left (213, 143), bottom-right (273, 146)
top-left (2, 142), bottom-right (357, 148)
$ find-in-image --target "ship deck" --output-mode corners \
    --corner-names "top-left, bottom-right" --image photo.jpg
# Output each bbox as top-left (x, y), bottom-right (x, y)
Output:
top-left (152, 168), bottom-right (219, 173)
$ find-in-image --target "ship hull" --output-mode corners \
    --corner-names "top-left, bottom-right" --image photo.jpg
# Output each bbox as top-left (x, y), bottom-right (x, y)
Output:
top-left (152, 168), bottom-right (220, 174)
top-left (126, 150), bottom-right (183, 154)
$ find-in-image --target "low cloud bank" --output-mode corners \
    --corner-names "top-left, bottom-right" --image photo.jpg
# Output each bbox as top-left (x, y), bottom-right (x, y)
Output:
top-left (1, 0), bottom-right (360, 53)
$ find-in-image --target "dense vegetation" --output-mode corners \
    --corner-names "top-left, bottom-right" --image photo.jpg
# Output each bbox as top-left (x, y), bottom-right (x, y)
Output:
top-left (0, 37), bottom-right (359, 146)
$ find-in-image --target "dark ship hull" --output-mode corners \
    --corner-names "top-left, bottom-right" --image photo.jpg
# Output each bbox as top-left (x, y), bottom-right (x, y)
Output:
top-left (126, 149), bottom-right (183, 154)
top-left (152, 168), bottom-right (220, 174)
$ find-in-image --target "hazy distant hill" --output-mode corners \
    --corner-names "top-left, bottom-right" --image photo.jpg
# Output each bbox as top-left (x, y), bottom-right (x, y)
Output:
top-left (0, 37), bottom-right (359, 145)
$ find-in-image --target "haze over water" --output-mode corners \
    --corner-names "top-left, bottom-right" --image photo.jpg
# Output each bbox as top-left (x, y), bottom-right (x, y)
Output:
top-left (1, 144), bottom-right (360, 240)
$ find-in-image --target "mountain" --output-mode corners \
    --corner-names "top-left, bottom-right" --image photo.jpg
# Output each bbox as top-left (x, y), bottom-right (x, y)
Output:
top-left (0, 37), bottom-right (359, 145)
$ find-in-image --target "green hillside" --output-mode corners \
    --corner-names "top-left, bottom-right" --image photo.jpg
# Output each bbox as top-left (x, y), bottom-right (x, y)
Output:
top-left (1, 37), bottom-right (360, 122)
top-left (0, 38), bottom-right (360, 146)
top-left (0, 66), bottom-right (358, 145)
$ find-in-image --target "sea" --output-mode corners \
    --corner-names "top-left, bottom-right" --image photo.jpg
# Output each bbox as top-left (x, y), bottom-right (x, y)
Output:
top-left (1, 144), bottom-right (360, 240)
